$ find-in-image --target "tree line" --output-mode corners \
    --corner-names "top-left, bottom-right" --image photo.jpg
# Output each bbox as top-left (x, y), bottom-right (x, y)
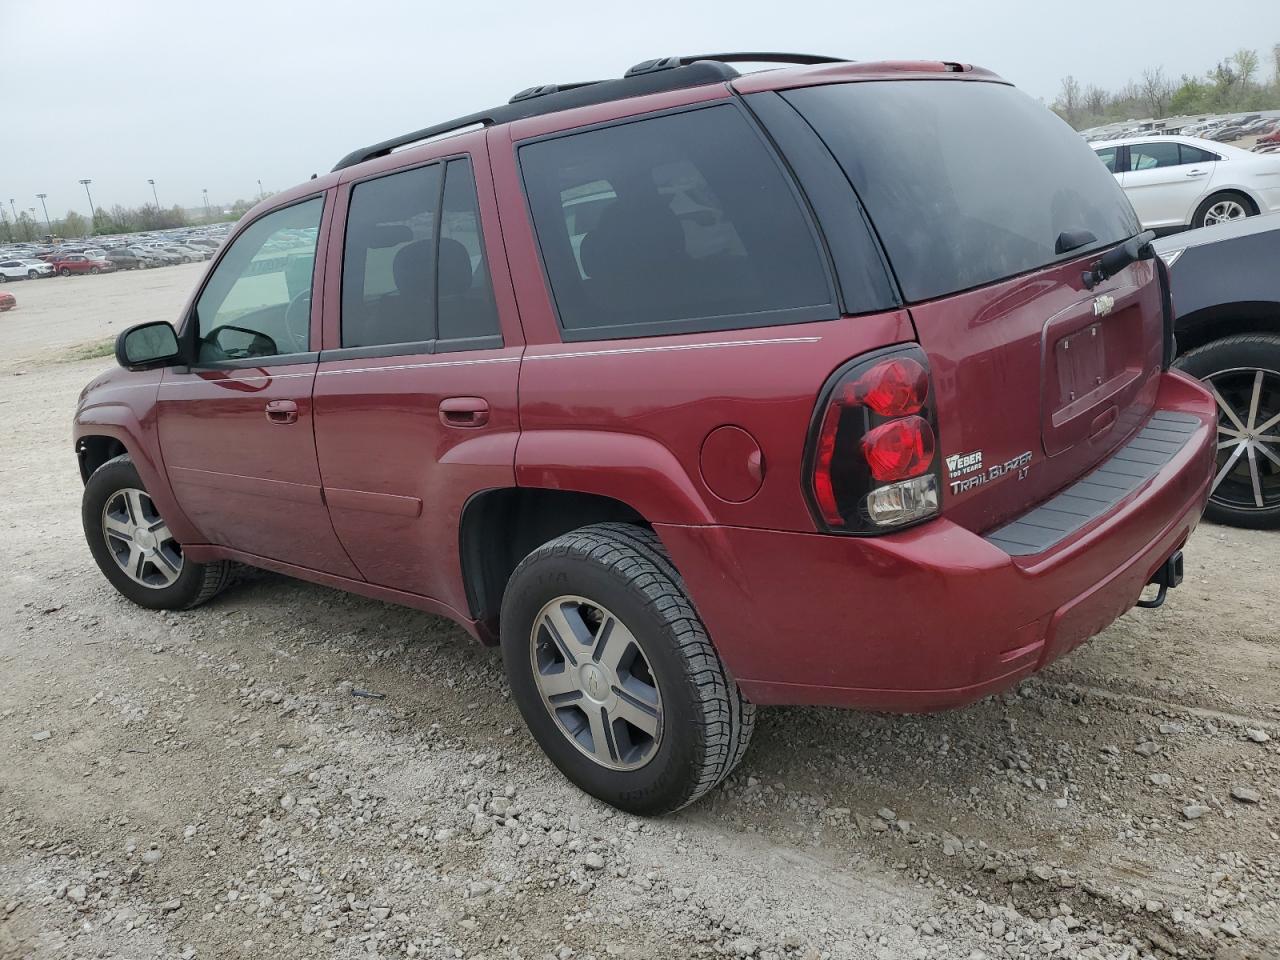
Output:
top-left (0, 197), bottom-right (258, 244)
top-left (1054, 43), bottom-right (1280, 129)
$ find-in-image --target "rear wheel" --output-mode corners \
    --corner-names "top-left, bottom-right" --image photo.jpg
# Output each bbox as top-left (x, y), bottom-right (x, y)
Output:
top-left (1175, 334), bottom-right (1280, 528)
top-left (501, 523), bottom-right (754, 814)
top-left (0, 274), bottom-right (7, 283)
top-left (89, 266), bottom-right (100, 275)
top-left (82, 454), bottom-right (235, 609)
top-left (1193, 191), bottom-right (1256, 228)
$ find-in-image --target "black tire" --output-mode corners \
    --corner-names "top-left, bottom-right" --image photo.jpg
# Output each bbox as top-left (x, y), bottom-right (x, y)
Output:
top-left (0, 274), bottom-right (7, 283)
top-left (59, 267), bottom-right (71, 277)
top-left (82, 453), bottom-right (235, 609)
top-left (1191, 190), bottom-right (1257, 229)
top-left (501, 523), bottom-right (755, 814)
top-left (89, 266), bottom-right (100, 275)
top-left (27, 270), bottom-right (37, 279)
top-left (1174, 333), bottom-right (1280, 529)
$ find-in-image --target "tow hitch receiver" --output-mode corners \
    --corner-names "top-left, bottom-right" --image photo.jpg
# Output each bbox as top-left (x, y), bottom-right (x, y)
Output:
top-left (1137, 550), bottom-right (1184, 609)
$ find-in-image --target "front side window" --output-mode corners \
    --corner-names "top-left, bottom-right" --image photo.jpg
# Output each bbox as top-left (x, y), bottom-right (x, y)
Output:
top-left (784, 81), bottom-right (1139, 302)
top-left (519, 104), bottom-right (834, 339)
top-left (1128, 142), bottom-right (1182, 170)
top-left (194, 197), bottom-right (323, 363)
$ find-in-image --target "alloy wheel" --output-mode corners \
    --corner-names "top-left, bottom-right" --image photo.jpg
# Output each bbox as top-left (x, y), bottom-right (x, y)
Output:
top-left (1207, 367), bottom-right (1280, 512)
top-left (101, 488), bottom-right (184, 588)
top-left (1202, 199), bottom-right (1247, 226)
top-left (529, 595), bottom-right (663, 771)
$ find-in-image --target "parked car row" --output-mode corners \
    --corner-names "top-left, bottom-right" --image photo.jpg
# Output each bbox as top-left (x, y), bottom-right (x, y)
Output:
top-left (0, 226), bottom-right (229, 279)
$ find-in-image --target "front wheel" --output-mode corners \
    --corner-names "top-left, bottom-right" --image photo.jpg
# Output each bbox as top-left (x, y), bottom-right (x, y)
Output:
top-left (89, 266), bottom-right (100, 275)
top-left (27, 270), bottom-right (38, 279)
top-left (1175, 334), bottom-right (1280, 528)
top-left (82, 454), bottom-right (235, 609)
top-left (59, 267), bottom-right (71, 277)
top-left (501, 523), bottom-right (755, 814)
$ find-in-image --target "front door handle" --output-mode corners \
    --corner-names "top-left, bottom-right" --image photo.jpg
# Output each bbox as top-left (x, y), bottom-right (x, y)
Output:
top-left (265, 399), bottom-right (299, 424)
top-left (439, 396), bottom-right (490, 428)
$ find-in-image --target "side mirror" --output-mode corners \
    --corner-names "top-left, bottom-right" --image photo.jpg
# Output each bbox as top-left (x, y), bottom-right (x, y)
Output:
top-left (116, 321), bottom-right (182, 370)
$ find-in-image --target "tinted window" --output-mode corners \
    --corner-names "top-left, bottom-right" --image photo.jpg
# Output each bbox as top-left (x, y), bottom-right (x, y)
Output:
top-left (1180, 145), bottom-right (1218, 164)
top-left (342, 163), bottom-right (442, 349)
top-left (194, 197), bottom-right (323, 363)
top-left (437, 158), bottom-right (501, 347)
top-left (520, 104), bottom-right (833, 339)
top-left (1128, 142), bottom-right (1182, 170)
top-left (785, 81), bottom-right (1139, 302)
top-left (1094, 147), bottom-right (1119, 173)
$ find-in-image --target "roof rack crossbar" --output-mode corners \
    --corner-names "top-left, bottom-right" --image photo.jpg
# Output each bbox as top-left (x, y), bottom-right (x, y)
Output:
top-left (625, 52), bottom-right (847, 77)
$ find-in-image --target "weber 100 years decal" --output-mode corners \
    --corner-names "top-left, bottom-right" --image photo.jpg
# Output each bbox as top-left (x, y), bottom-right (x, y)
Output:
top-left (945, 448), bottom-right (1033, 495)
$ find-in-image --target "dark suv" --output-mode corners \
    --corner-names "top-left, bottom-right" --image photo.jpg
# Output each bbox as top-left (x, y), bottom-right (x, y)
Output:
top-left (75, 54), bottom-right (1215, 814)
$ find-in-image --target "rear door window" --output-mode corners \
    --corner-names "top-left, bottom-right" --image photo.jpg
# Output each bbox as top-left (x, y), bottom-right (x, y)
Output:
top-left (341, 163), bottom-right (442, 350)
top-left (437, 157), bottom-right (501, 349)
top-left (519, 104), bottom-right (835, 340)
top-left (1179, 144), bottom-right (1218, 164)
top-left (1094, 147), bottom-right (1119, 173)
top-left (784, 81), bottom-right (1139, 303)
top-left (1127, 142), bottom-right (1182, 170)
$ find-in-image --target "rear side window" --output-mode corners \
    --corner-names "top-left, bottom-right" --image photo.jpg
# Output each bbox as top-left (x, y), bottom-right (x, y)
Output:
top-left (1094, 147), bottom-right (1119, 173)
top-left (1127, 142), bottom-right (1181, 170)
top-left (785, 81), bottom-right (1139, 303)
top-left (519, 104), bottom-right (835, 340)
top-left (341, 163), bottom-right (442, 349)
top-left (1179, 145), bottom-right (1218, 164)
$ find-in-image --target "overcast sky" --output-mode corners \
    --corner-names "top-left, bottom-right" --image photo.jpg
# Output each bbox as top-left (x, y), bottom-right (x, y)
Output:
top-left (4, 0), bottom-right (1278, 217)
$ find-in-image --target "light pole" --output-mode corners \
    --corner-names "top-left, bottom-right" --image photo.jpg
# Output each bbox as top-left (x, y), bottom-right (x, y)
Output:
top-left (202, 188), bottom-right (211, 220)
top-left (35, 194), bottom-right (51, 235)
top-left (148, 179), bottom-right (160, 209)
top-left (257, 178), bottom-right (264, 200)
top-left (78, 179), bottom-right (96, 221)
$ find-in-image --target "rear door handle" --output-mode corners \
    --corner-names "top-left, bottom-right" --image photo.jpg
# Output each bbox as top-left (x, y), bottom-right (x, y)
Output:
top-left (265, 399), bottom-right (299, 424)
top-left (439, 396), bottom-right (490, 428)
top-left (1185, 169), bottom-right (1208, 177)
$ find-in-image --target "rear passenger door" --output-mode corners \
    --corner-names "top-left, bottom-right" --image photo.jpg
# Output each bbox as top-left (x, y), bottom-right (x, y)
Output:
top-left (1121, 141), bottom-right (1213, 229)
top-left (313, 139), bottom-right (522, 614)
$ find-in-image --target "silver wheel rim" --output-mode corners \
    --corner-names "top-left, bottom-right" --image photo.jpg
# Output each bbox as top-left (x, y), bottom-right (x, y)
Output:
top-left (529, 595), bottom-right (663, 771)
top-left (1207, 367), bottom-right (1280, 511)
top-left (1203, 199), bottom-right (1247, 226)
top-left (101, 488), bottom-right (184, 588)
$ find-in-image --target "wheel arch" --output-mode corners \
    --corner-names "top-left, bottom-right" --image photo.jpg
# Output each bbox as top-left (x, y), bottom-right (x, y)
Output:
top-left (459, 487), bottom-right (649, 631)
top-left (1175, 301), bottom-right (1280, 354)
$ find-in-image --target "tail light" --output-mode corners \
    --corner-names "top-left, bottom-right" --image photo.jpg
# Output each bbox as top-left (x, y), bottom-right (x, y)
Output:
top-left (804, 345), bottom-right (942, 533)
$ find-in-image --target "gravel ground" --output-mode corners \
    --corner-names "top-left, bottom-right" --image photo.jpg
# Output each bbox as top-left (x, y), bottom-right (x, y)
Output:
top-left (0, 268), bottom-right (1277, 960)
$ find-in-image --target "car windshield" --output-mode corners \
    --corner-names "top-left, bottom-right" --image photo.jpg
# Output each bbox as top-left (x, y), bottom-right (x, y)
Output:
top-left (783, 80), bottom-right (1140, 302)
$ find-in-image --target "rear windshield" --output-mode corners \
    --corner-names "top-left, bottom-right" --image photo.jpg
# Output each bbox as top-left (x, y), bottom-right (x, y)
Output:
top-left (784, 81), bottom-right (1140, 302)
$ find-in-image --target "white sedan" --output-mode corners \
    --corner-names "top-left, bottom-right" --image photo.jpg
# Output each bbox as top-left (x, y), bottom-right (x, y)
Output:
top-left (1091, 135), bottom-right (1280, 232)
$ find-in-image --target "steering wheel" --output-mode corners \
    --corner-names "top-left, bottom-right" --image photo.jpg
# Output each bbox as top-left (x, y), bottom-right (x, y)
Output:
top-left (283, 291), bottom-right (311, 353)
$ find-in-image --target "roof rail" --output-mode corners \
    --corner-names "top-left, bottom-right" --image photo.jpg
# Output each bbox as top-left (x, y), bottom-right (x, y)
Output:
top-left (625, 52), bottom-right (847, 77)
top-left (331, 55), bottom-right (840, 172)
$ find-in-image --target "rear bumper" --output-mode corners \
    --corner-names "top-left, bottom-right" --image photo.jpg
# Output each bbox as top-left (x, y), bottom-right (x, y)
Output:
top-left (656, 371), bottom-right (1215, 711)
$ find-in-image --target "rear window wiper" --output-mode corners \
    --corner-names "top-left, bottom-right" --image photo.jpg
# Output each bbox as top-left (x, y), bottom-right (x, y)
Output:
top-left (1082, 230), bottom-right (1156, 290)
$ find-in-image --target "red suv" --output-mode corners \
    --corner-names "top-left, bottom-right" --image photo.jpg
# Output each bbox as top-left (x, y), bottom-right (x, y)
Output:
top-left (53, 253), bottom-right (114, 276)
top-left (75, 54), bottom-right (1216, 814)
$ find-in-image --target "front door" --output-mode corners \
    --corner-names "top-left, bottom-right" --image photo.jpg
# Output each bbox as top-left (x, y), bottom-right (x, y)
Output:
top-left (156, 193), bottom-right (361, 577)
top-left (312, 145), bottom-right (521, 614)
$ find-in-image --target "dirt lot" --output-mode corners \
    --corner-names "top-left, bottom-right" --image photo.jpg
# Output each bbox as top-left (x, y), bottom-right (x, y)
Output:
top-left (0, 268), bottom-right (1277, 960)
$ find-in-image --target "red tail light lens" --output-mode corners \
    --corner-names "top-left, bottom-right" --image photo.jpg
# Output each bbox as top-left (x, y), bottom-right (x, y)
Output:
top-left (804, 345), bottom-right (941, 534)
top-left (854, 358), bottom-right (929, 417)
top-left (861, 416), bottom-right (936, 482)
